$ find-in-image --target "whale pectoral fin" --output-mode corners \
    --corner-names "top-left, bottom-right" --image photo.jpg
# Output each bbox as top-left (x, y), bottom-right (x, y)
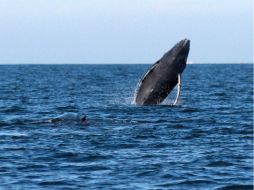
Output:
top-left (173, 74), bottom-right (181, 105)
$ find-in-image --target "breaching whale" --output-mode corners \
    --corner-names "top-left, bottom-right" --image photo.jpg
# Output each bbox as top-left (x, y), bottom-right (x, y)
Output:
top-left (134, 39), bottom-right (190, 105)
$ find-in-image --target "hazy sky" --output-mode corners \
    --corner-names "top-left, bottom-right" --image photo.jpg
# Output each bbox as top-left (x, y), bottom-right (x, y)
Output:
top-left (0, 0), bottom-right (252, 63)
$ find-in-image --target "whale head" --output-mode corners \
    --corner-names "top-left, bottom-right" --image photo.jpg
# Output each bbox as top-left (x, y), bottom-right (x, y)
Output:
top-left (161, 39), bottom-right (190, 74)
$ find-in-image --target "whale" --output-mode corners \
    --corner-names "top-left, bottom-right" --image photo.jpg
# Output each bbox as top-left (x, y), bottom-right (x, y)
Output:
top-left (30, 112), bottom-right (87, 124)
top-left (50, 112), bottom-right (86, 123)
top-left (134, 39), bottom-right (190, 105)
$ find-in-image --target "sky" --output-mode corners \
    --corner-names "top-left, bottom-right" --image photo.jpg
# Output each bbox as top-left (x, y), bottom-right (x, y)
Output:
top-left (0, 0), bottom-right (253, 64)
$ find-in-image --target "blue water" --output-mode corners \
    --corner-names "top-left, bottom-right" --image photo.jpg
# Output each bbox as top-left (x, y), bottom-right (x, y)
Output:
top-left (0, 64), bottom-right (253, 190)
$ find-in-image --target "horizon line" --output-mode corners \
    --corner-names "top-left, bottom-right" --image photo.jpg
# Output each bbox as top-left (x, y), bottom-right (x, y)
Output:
top-left (0, 62), bottom-right (253, 65)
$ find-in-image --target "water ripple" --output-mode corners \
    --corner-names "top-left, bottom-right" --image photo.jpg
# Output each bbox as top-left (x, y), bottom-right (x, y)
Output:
top-left (0, 64), bottom-right (252, 189)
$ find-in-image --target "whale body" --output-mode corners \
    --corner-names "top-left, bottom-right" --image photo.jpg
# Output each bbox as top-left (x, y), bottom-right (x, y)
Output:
top-left (135, 39), bottom-right (190, 105)
top-left (50, 112), bottom-right (86, 123)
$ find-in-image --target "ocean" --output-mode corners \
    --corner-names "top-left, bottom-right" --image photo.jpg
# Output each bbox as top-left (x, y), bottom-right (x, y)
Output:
top-left (0, 64), bottom-right (253, 190)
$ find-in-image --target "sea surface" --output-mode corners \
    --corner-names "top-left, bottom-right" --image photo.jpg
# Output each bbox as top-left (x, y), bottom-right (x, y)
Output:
top-left (0, 64), bottom-right (253, 190)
